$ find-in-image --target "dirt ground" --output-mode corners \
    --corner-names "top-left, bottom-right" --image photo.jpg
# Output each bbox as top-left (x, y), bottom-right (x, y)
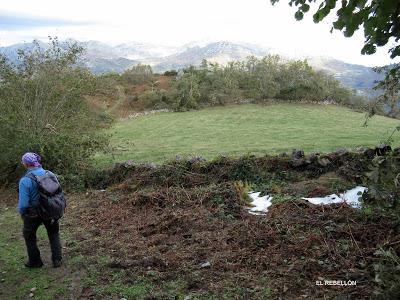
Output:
top-left (65, 151), bottom-right (400, 299)
top-left (65, 189), bottom-right (398, 299)
top-left (2, 151), bottom-right (400, 299)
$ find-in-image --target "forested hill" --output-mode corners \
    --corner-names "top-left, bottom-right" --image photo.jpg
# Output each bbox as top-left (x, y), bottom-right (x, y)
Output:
top-left (0, 40), bottom-right (383, 94)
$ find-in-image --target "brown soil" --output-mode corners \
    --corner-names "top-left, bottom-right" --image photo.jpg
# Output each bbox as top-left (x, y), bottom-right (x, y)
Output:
top-left (4, 151), bottom-right (398, 299)
top-left (64, 151), bottom-right (400, 299)
top-left (66, 184), bottom-right (399, 299)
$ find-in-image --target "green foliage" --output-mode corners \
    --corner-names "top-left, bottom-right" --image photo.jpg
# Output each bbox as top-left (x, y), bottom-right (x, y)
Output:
top-left (92, 72), bottom-right (121, 96)
top-left (271, 0), bottom-right (400, 118)
top-left (271, 0), bottom-right (400, 59)
top-left (364, 153), bottom-right (400, 210)
top-left (121, 63), bottom-right (153, 85)
top-left (169, 66), bottom-right (202, 110)
top-left (0, 38), bottom-right (111, 183)
top-left (373, 248), bottom-right (400, 299)
top-left (233, 180), bottom-right (253, 205)
top-left (137, 89), bottom-right (171, 110)
top-left (371, 64), bottom-right (400, 118)
top-left (163, 70), bottom-right (178, 76)
top-left (169, 56), bottom-right (358, 111)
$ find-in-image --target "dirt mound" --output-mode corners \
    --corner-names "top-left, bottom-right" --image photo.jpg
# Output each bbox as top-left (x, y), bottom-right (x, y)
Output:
top-left (87, 150), bottom-right (371, 190)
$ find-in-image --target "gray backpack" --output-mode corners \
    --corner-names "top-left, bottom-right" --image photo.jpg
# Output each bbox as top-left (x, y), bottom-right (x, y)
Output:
top-left (26, 171), bottom-right (66, 220)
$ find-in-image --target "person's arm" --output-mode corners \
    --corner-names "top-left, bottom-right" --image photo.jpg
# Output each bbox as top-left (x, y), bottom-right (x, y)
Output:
top-left (18, 177), bottom-right (31, 215)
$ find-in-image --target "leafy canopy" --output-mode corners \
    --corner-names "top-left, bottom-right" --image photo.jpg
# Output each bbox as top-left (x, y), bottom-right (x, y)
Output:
top-left (271, 0), bottom-right (400, 59)
top-left (0, 38), bottom-right (112, 185)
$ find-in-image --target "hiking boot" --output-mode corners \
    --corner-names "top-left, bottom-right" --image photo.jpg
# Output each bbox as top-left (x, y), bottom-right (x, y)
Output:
top-left (53, 259), bottom-right (62, 268)
top-left (24, 261), bottom-right (43, 268)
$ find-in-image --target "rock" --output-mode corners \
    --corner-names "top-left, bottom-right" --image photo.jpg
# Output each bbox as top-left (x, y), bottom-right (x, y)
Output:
top-left (121, 298), bottom-right (127, 300)
top-left (188, 156), bottom-right (206, 164)
top-left (291, 159), bottom-right (309, 168)
top-left (184, 296), bottom-right (192, 300)
top-left (375, 144), bottom-right (392, 156)
top-left (200, 261), bottom-right (211, 268)
top-left (29, 293), bottom-right (34, 297)
top-left (393, 147), bottom-right (400, 156)
top-left (317, 157), bottom-right (331, 167)
top-left (292, 149), bottom-right (305, 159)
top-left (123, 160), bottom-right (135, 167)
top-left (30, 287), bottom-right (37, 292)
top-left (143, 162), bottom-right (157, 169)
top-left (358, 147), bottom-right (374, 158)
top-left (308, 153), bottom-right (320, 162)
top-left (334, 148), bottom-right (348, 157)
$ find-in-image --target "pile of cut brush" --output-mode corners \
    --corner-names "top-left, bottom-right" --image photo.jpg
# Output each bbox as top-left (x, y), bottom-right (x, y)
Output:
top-left (85, 147), bottom-right (376, 189)
top-left (67, 147), bottom-right (400, 299)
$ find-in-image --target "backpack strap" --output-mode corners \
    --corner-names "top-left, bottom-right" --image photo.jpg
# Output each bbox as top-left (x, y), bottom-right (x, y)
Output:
top-left (25, 173), bottom-right (38, 183)
top-left (25, 170), bottom-right (50, 182)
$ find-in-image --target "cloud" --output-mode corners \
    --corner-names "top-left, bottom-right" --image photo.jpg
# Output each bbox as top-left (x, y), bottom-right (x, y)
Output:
top-left (0, 12), bottom-right (92, 30)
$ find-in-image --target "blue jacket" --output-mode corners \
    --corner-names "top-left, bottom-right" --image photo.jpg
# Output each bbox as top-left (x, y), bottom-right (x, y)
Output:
top-left (18, 167), bottom-right (46, 215)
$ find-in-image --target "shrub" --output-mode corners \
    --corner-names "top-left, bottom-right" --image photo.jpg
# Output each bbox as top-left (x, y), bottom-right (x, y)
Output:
top-left (0, 38), bottom-right (112, 185)
top-left (163, 70), bottom-right (178, 76)
top-left (169, 56), bottom-right (359, 110)
top-left (121, 64), bottom-right (153, 85)
top-left (137, 89), bottom-right (171, 110)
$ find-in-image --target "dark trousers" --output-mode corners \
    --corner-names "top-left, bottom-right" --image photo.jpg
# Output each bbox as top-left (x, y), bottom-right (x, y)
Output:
top-left (22, 215), bottom-right (62, 264)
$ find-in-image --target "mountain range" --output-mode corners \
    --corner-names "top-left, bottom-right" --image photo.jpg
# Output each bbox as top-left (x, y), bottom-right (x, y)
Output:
top-left (0, 40), bottom-right (383, 94)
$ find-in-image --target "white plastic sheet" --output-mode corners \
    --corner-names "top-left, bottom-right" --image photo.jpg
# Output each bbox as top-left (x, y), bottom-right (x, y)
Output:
top-left (302, 186), bottom-right (367, 208)
top-left (246, 186), bottom-right (367, 216)
top-left (247, 192), bottom-right (273, 215)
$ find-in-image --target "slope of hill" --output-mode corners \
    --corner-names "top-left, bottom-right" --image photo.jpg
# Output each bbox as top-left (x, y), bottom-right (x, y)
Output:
top-left (81, 57), bottom-right (137, 74)
top-left (307, 56), bottom-right (384, 93)
top-left (95, 103), bottom-right (400, 166)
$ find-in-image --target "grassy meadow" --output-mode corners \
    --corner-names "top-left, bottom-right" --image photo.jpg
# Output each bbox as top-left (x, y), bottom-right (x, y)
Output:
top-left (95, 103), bottom-right (400, 166)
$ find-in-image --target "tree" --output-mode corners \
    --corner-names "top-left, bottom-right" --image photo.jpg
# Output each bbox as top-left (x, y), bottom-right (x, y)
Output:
top-left (271, 0), bottom-right (400, 117)
top-left (0, 38), bottom-right (111, 184)
top-left (122, 64), bottom-right (153, 85)
top-left (271, 0), bottom-right (400, 59)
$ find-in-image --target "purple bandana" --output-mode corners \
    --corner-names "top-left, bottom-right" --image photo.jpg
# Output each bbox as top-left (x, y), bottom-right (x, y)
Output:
top-left (21, 152), bottom-right (42, 168)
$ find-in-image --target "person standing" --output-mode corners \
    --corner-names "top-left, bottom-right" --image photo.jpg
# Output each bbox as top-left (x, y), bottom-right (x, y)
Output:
top-left (18, 152), bottom-right (62, 268)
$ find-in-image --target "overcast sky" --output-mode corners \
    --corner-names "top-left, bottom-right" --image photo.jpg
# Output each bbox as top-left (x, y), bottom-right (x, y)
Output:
top-left (0, 0), bottom-right (398, 67)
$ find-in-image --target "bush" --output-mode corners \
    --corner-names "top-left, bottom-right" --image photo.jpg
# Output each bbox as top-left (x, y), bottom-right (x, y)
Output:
top-left (0, 38), bottom-right (112, 185)
top-left (137, 89), bottom-right (171, 110)
top-left (121, 64), bottom-right (153, 85)
top-left (169, 56), bottom-right (359, 110)
top-left (164, 70), bottom-right (178, 76)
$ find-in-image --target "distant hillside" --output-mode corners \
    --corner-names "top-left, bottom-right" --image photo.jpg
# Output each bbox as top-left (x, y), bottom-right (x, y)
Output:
top-left (80, 57), bottom-right (137, 74)
top-left (0, 40), bottom-right (383, 93)
top-left (307, 57), bottom-right (383, 93)
top-left (114, 42), bottom-right (178, 60)
top-left (152, 41), bottom-right (269, 72)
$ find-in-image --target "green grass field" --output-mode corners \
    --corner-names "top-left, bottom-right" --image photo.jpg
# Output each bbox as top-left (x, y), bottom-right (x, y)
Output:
top-left (95, 103), bottom-right (400, 166)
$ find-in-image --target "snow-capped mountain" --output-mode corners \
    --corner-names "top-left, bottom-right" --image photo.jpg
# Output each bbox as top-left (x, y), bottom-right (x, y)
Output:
top-left (153, 41), bottom-right (270, 71)
top-left (114, 42), bottom-right (179, 60)
top-left (0, 39), bottom-right (383, 92)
